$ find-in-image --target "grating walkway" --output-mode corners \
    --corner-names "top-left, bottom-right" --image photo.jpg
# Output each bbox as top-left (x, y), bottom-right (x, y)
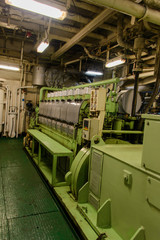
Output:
top-left (0, 138), bottom-right (80, 240)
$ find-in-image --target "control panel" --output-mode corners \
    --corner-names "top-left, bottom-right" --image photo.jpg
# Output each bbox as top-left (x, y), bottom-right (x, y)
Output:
top-left (83, 118), bottom-right (99, 140)
top-left (90, 88), bottom-right (106, 112)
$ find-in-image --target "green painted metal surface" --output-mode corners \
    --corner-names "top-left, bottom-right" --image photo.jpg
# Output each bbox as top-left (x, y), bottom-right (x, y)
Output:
top-left (78, 141), bottom-right (160, 240)
top-left (142, 113), bottom-right (160, 121)
top-left (40, 87), bottom-right (60, 101)
top-left (26, 129), bottom-right (74, 186)
top-left (102, 130), bottom-right (143, 134)
top-left (28, 129), bottom-right (73, 156)
top-left (70, 148), bottom-right (90, 199)
top-left (39, 124), bottom-right (77, 154)
top-left (54, 186), bottom-right (99, 240)
top-left (0, 137), bottom-right (80, 240)
top-left (65, 78), bottom-right (119, 89)
top-left (142, 117), bottom-right (160, 174)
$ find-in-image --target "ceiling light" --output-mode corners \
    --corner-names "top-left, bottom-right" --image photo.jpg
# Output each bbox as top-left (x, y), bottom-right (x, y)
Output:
top-left (105, 57), bottom-right (125, 68)
top-left (85, 71), bottom-right (103, 76)
top-left (5, 0), bottom-right (67, 20)
top-left (0, 65), bottom-right (20, 71)
top-left (37, 41), bottom-right (49, 53)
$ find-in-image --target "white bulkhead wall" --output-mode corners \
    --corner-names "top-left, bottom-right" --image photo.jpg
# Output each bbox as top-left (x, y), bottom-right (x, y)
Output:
top-left (0, 57), bottom-right (38, 136)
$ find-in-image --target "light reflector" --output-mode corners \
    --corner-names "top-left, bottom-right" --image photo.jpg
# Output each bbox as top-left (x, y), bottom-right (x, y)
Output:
top-left (5, 0), bottom-right (67, 20)
top-left (37, 41), bottom-right (49, 53)
top-left (105, 57), bottom-right (125, 68)
top-left (0, 65), bottom-right (20, 71)
top-left (85, 71), bottom-right (103, 76)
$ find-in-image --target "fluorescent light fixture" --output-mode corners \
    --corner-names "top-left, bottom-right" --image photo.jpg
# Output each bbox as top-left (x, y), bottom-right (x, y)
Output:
top-left (0, 65), bottom-right (20, 71)
top-left (105, 57), bottom-right (125, 68)
top-left (37, 41), bottom-right (49, 53)
top-left (5, 0), bottom-right (67, 20)
top-left (85, 71), bottom-right (103, 76)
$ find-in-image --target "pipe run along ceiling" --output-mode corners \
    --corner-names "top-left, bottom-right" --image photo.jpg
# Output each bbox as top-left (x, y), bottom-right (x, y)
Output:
top-left (0, 0), bottom-right (160, 87)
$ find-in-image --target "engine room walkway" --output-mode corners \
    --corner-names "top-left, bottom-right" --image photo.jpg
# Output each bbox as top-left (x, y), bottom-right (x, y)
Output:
top-left (0, 137), bottom-right (79, 240)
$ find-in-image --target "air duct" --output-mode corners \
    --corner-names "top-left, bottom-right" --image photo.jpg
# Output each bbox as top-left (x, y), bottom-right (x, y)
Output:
top-left (87, 0), bottom-right (160, 26)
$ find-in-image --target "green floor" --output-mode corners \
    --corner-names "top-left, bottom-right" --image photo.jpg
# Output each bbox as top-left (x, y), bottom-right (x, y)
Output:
top-left (0, 138), bottom-right (80, 240)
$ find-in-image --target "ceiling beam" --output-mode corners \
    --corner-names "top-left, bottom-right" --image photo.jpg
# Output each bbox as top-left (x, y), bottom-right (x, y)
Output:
top-left (67, 13), bottom-right (117, 31)
top-left (0, 18), bottom-right (106, 40)
top-left (48, 34), bottom-right (93, 47)
top-left (51, 9), bottom-right (114, 60)
top-left (6, 7), bottom-right (116, 32)
top-left (51, 23), bottom-right (105, 40)
top-left (60, 0), bottom-right (102, 13)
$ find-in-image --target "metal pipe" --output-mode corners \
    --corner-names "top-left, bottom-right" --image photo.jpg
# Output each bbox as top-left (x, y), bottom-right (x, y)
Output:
top-left (15, 86), bottom-right (36, 116)
top-left (23, 64), bottom-right (27, 86)
top-left (131, 72), bottom-right (140, 116)
top-left (0, 85), bottom-right (9, 135)
top-left (117, 16), bottom-right (132, 50)
top-left (121, 71), bottom-right (154, 81)
top-left (16, 86), bottom-right (37, 138)
top-left (4, 86), bottom-right (9, 135)
top-left (84, 47), bottom-right (105, 61)
top-left (39, 79), bottom-right (119, 101)
top-left (142, 55), bottom-right (155, 61)
top-left (143, 0), bottom-right (160, 9)
top-left (102, 130), bottom-right (143, 134)
top-left (16, 88), bottom-right (21, 138)
top-left (39, 87), bottom-right (60, 102)
top-left (87, 0), bottom-right (160, 26)
top-left (0, 87), bottom-right (5, 134)
top-left (65, 78), bottom-right (119, 89)
top-left (20, 41), bottom-right (24, 85)
top-left (64, 57), bottom-right (85, 66)
top-left (79, 59), bottom-right (82, 72)
top-left (7, 90), bottom-right (11, 133)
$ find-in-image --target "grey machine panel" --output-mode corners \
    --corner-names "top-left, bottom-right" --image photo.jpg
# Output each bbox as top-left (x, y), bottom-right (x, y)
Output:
top-left (118, 89), bottom-right (142, 115)
top-left (60, 102), bottom-right (69, 122)
top-left (66, 101), bottom-right (82, 124)
top-left (54, 102), bottom-right (61, 120)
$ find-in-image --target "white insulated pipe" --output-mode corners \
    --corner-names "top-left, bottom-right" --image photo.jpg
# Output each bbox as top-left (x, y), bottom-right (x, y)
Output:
top-left (16, 86), bottom-right (37, 138)
top-left (4, 86), bottom-right (9, 135)
top-left (0, 89), bottom-right (4, 133)
top-left (88, 0), bottom-right (160, 26)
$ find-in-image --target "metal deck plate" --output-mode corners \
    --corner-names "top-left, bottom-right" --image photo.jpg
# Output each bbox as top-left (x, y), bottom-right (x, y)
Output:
top-left (0, 138), bottom-right (79, 240)
top-left (2, 162), bottom-right (58, 219)
top-left (0, 169), bottom-right (6, 221)
top-left (0, 139), bottom-right (29, 168)
top-left (9, 211), bottom-right (78, 240)
top-left (0, 219), bottom-right (9, 240)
